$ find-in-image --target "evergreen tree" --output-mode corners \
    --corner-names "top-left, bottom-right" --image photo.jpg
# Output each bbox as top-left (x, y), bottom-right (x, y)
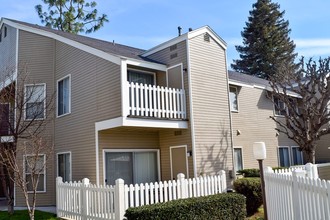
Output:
top-left (231, 0), bottom-right (297, 80)
top-left (35, 0), bottom-right (108, 34)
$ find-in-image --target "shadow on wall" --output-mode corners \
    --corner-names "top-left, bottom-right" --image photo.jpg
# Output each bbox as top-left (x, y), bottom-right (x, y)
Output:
top-left (198, 120), bottom-right (231, 176)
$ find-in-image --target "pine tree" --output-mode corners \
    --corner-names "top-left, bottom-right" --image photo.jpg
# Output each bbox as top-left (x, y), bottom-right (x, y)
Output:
top-left (35, 0), bottom-right (108, 34)
top-left (231, 0), bottom-right (297, 80)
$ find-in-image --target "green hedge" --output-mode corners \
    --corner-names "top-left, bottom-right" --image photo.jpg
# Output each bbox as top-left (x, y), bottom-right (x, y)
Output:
top-left (233, 177), bottom-right (262, 216)
top-left (237, 169), bottom-right (260, 177)
top-left (125, 193), bottom-right (246, 220)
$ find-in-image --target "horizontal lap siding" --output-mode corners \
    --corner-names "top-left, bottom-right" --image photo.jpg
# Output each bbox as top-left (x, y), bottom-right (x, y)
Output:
top-left (231, 86), bottom-right (296, 169)
top-left (189, 34), bottom-right (233, 179)
top-left (55, 41), bottom-right (121, 185)
top-left (16, 31), bottom-right (56, 206)
top-left (0, 25), bottom-right (16, 74)
top-left (316, 136), bottom-right (330, 163)
top-left (146, 41), bottom-right (193, 179)
top-left (98, 129), bottom-right (160, 183)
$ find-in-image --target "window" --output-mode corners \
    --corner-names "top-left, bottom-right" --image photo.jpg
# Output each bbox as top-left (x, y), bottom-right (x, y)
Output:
top-left (57, 75), bottom-right (71, 117)
top-left (234, 148), bottom-right (243, 172)
top-left (25, 84), bottom-right (45, 120)
top-left (24, 155), bottom-right (46, 192)
top-left (274, 97), bottom-right (286, 116)
top-left (229, 86), bottom-right (238, 112)
top-left (278, 146), bottom-right (303, 167)
top-left (127, 70), bottom-right (155, 85)
top-left (278, 147), bottom-right (290, 167)
top-left (4, 27), bottom-right (7, 38)
top-left (291, 147), bottom-right (303, 165)
top-left (104, 150), bottom-right (159, 185)
top-left (57, 152), bottom-right (71, 182)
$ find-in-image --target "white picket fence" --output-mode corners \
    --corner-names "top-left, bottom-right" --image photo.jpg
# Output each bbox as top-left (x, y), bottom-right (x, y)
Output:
top-left (56, 171), bottom-right (227, 220)
top-left (264, 163), bottom-right (330, 220)
top-left (127, 82), bottom-right (186, 119)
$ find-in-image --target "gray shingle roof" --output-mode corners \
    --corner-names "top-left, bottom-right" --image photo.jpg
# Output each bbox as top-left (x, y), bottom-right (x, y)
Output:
top-left (228, 70), bottom-right (270, 87)
top-left (5, 18), bottom-right (162, 63)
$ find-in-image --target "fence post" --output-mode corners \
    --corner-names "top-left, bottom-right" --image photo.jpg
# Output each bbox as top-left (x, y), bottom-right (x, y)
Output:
top-left (305, 163), bottom-right (319, 178)
top-left (81, 178), bottom-right (90, 220)
top-left (115, 178), bottom-right (125, 220)
top-left (218, 170), bottom-right (226, 193)
top-left (56, 177), bottom-right (63, 217)
top-left (177, 173), bottom-right (187, 199)
top-left (292, 170), bottom-right (306, 220)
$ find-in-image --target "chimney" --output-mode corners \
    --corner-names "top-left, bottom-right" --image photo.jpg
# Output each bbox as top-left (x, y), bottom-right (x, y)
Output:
top-left (178, 26), bottom-right (182, 36)
top-left (189, 28), bottom-right (193, 32)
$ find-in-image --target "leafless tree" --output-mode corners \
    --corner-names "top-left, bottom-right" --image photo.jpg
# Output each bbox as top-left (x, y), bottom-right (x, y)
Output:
top-left (0, 64), bottom-right (54, 219)
top-left (268, 57), bottom-right (330, 163)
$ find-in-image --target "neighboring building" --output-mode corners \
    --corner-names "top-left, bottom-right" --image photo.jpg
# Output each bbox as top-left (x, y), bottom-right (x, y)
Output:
top-left (0, 18), bottom-right (232, 206)
top-left (228, 70), bottom-right (330, 170)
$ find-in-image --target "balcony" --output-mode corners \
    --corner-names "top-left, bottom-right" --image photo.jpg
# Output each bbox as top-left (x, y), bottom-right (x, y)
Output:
top-left (127, 82), bottom-right (186, 120)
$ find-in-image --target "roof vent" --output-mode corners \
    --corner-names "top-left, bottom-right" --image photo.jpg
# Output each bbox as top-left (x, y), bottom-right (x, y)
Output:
top-left (178, 26), bottom-right (182, 36)
top-left (189, 28), bottom-right (193, 32)
top-left (204, 33), bottom-right (210, 42)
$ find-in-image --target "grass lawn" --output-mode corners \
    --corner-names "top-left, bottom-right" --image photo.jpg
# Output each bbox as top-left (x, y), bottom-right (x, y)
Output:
top-left (0, 210), bottom-right (57, 220)
top-left (245, 206), bottom-right (264, 220)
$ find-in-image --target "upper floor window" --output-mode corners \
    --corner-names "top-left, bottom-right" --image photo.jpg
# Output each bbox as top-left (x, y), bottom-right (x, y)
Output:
top-left (25, 84), bottom-right (45, 120)
top-left (57, 75), bottom-right (71, 117)
top-left (127, 70), bottom-right (155, 86)
top-left (274, 97), bottom-right (286, 116)
top-left (229, 86), bottom-right (238, 112)
top-left (4, 27), bottom-right (7, 38)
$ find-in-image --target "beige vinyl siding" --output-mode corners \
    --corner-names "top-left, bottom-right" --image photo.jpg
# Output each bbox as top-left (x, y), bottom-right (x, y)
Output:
top-left (318, 165), bottom-right (330, 180)
top-left (189, 34), bottom-right (233, 178)
top-left (16, 30), bottom-right (56, 206)
top-left (231, 85), bottom-right (296, 169)
top-left (145, 41), bottom-right (193, 179)
top-left (55, 41), bottom-right (121, 186)
top-left (98, 128), bottom-right (160, 183)
top-left (316, 135), bottom-right (330, 163)
top-left (0, 25), bottom-right (17, 75)
top-left (159, 129), bottom-right (193, 180)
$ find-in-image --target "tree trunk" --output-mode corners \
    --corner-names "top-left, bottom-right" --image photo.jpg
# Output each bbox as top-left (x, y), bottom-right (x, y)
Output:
top-left (306, 150), bottom-right (316, 164)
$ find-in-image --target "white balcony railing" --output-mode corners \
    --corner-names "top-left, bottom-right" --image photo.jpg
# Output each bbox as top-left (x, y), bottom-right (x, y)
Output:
top-left (127, 82), bottom-right (186, 119)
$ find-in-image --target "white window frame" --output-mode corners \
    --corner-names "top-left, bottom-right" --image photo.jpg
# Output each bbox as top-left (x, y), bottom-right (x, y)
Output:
top-left (56, 151), bottom-right (72, 182)
top-left (233, 147), bottom-right (244, 172)
top-left (229, 86), bottom-right (239, 112)
top-left (291, 146), bottom-right (304, 165)
top-left (24, 83), bottom-right (46, 120)
top-left (24, 154), bottom-right (46, 193)
top-left (102, 149), bottom-right (160, 185)
top-left (278, 146), bottom-right (290, 167)
top-left (57, 74), bottom-right (71, 118)
top-left (273, 97), bottom-right (287, 117)
top-left (127, 68), bottom-right (156, 85)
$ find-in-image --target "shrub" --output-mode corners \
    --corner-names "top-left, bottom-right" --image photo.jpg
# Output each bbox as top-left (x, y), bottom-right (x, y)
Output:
top-left (125, 193), bottom-right (246, 220)
top-left (233, 177), bottom-right (262, 216)
top-left (237, 169), bottom-right (260, 177)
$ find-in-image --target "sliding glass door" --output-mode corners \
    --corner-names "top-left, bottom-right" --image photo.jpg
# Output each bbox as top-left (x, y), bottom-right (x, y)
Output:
top-left (105, 151), bottom-right (158, 185)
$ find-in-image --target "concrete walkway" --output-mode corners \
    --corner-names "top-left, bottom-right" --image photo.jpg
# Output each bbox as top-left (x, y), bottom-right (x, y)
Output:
top-left (0, 198), bottom-right (56, 214)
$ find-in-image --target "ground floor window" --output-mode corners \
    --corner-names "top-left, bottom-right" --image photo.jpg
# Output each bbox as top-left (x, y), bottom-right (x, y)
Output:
top-left (57, 152), bottom-right (71, 182)
top-left (104, 150), bottom-right (159, 185)
top-left (278, 146), bottom-right (303, 167)
top-left (24, 154), bottom-right (46, 192)
top-left (234, 148), bottom-right (243, 172)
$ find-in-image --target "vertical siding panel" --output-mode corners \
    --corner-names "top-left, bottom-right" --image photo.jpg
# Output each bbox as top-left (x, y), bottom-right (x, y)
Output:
top-left (189, 33), bottom-right (233, 182)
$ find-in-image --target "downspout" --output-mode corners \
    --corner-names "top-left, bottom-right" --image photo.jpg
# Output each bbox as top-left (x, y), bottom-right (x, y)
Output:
top-left (186, 37), bottom-right (197, 178)
top-left (224, 51), bottom-right (236, 180)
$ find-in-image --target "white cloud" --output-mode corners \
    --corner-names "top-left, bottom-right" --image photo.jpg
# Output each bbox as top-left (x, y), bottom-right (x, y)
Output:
top-left (295, 38), bottom-right (330, 58)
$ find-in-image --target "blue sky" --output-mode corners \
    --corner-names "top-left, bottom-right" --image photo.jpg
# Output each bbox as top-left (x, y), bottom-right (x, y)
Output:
top-left (1, 0), bottom-right (330, 68)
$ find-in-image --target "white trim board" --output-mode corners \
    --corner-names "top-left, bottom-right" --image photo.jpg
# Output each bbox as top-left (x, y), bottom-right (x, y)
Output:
top-left (95, 116), bottom-right (188, 131)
